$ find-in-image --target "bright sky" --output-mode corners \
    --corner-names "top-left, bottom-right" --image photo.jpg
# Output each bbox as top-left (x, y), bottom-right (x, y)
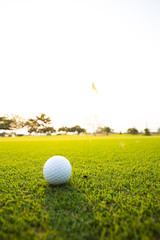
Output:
top-left (0, 0), bottom-right (160, 132)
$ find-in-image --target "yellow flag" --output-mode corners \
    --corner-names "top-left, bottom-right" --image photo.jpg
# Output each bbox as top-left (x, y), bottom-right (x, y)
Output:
top-left (92, 82), bottom-right (98, 93)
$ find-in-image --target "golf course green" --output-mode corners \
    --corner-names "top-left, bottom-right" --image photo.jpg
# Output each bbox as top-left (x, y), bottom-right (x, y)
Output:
top-left (0, 135), bottom-right (160, 239)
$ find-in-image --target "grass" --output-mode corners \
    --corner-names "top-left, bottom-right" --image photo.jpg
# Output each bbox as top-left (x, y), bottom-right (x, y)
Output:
top-left (0, 135), bottom-right (160, 240)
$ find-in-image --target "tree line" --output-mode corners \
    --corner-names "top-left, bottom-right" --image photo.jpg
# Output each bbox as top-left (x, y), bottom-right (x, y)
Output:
top-left (96, 127), bottom-right (154, 135)
top-left (0, 114), bottom-right (160, 136)
top-left (0, 114), bottom-right (86, 136)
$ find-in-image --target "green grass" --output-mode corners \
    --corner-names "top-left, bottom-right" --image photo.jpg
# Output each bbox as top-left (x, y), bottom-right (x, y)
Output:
top-left (0, 135), bottom-right (160, 240)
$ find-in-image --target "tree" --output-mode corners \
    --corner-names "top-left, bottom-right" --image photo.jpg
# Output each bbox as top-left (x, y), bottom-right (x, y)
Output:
top-left (96, 126), bottom-right (113, 135)
top-left (25, 114), bottom-right (55, 135)
top-left (10, 115), bottom-right (25, 130)
top-left (144, 128), bottom-right (151, 136)
top-left (36, 113), bottom-right (55, 134)
top-left (25, 118), bottom-right (40, 134)
top-left (0, 116), bottom-right (14, 130)
top-left (58, 126), bottom-right (68, 133)
top-left (36, 113), bottom-right (51, 126)
top-left (103, 126), bottom-right (113, 135)
top-left (69, 125), bottom-right (86, 135)
top-left (38, 127), bottom-right (56, 135)
top-left (58, 125), bottom-right (86, 135)
top-left (0, 115), bottom-right (25, 132)
top-left (127, 128), bottom-right (139, 135)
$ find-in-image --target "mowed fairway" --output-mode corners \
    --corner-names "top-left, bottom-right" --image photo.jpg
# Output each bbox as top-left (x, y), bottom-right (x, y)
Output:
top-left (0, 135), bottom-right (160, 240)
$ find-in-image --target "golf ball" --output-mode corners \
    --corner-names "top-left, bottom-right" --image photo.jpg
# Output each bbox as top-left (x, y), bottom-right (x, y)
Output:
top-left (43, 156), bottom-right (72, 185)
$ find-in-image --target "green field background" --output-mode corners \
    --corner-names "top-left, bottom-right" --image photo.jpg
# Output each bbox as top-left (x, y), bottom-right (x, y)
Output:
top-left (0, 135), bottom-right (160, 239)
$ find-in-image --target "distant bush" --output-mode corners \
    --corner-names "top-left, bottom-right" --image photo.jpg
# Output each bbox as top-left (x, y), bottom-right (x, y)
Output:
top-left (96, 126), bottom-right (114, 135)
top-left (0, 132), bottom-right (6, 137)
top-left (16, 134), bottom-right (24, 137)
top-left (58, 126), bottom-right (86, 135)
top-left (127, 128), bottom-right (139, 135)
top-left (144, 128), bottom-right (151, 136)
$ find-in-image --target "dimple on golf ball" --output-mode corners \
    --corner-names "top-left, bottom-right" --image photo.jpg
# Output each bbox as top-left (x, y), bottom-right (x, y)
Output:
top-left (43, 155), bottom-right (72, 185)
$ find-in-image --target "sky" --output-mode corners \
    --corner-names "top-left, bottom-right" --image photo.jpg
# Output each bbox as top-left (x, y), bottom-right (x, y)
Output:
top-left (0, 0), bottom-right (160, 132)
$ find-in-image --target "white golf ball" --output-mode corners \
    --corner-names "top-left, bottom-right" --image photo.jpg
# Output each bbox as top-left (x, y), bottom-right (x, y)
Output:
top-left (43, 156), bottom-right (72, 185)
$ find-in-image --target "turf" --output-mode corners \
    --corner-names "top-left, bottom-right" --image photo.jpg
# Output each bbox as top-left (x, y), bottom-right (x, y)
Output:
top-left (0, 135), bottom-right (160, 240)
